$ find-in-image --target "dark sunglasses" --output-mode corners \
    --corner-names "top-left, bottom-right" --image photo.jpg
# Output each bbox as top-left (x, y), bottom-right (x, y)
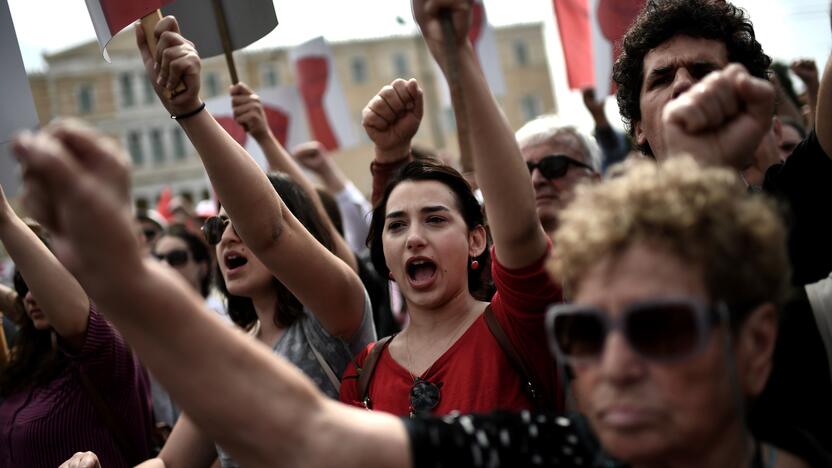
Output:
top-left (201, 216), bottom-right (230, 245)
top-left (546, 298), bottom-right (728, 364)
top-left (409, 377), bottom-right (442, 418)
top-left (527, 154), bottom-right (595, 180)
top-left (153, 249), bottom-right (191, 267)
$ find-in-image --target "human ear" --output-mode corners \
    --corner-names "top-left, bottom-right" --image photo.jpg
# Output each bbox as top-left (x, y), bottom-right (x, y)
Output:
top-left (735, 303), bottom-right (778, 397)
top-left (467, 225), bottom-right (487, 258)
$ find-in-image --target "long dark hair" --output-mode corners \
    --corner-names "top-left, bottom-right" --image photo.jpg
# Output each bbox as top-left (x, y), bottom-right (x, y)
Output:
top-left (217, 173), bottom-right (334, 329)
top-left (0, 227), bottom-right (68, 397)
top-left (366, 158), bottom-right (491, 300)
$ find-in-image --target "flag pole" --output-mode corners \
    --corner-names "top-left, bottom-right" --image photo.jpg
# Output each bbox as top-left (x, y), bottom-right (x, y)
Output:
top-left (140, 10), bottom-right (187, 96)
top-left (211, 0), bottom-right (240, 84)
top-left (440, 11), bottom-right (474, 179)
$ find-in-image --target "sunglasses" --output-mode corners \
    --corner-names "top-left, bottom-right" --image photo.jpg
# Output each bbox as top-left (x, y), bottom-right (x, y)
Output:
top-left (152, 249), bottom-right (191, 267)
top-left (409, 377), bottom-right (442, 418)
top-left (546, 298), bottom-right (728, 365)
top-left (527, 154), bottom-right (595, 180)
top-left (201, 216), bottom-right (230, 245)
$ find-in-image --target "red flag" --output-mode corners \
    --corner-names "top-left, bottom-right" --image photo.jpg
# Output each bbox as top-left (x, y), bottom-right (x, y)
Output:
top-left (84, 0), bottom-right (175, 61)
top-left (205, 85), bottom-right (311, 170)
top-left (553, 0), bottom-right (644, 95)
top-left (289, 37), bottom-right (358, 152)
top-left (296, 57), bottom-right (338, 151)
top-left (156, 186), bottom-right (173, 220)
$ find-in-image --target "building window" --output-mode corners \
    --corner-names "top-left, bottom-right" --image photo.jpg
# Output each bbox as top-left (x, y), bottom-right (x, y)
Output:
top-left (143, 76), bottom-right (156, 104)
top-left (205, 72), bottom-right (220, 97)
top-left (150, 128), bottom-right (165, 164)
top-left (119, 72), bottom-right (135, 108)
top-left (172, 127), bottom-right (187, 160)
top-left (78, 84), bottom-right (94, 114)
top-left (513, 40), bottom-right (529, 67)
top-left (127, 131), bottom-right (144, 166)
top-left (350, 57), bottom-right (368, 84)
top-left (520, 94), bottom-right (541, 122)
top-left (261, 63), bottom-right (279, 87)
top-left (392, 53), bottom-right (409, 78)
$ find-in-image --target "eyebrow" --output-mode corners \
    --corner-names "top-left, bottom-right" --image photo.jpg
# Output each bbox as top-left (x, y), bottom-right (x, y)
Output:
top-left (385, 205), bottom-right (451, 220)
top-left (647, 59), bottom-right (721, 82)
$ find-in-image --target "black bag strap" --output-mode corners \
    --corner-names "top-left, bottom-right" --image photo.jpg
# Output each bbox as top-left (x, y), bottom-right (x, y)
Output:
top-left (357, 335), bottom-right (395, 409)
top-left (78, 368), bottom-right (144, 465)
top-left (483, 305), bottom-right (549, 411)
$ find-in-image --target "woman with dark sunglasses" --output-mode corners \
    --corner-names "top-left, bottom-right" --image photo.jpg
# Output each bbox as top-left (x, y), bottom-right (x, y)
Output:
top-left (0, 183), bottom-right (155, 467)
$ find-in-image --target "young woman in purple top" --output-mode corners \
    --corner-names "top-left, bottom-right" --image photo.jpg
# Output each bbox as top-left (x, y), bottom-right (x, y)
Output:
top-left (0, 183), bottom-right (155, 467)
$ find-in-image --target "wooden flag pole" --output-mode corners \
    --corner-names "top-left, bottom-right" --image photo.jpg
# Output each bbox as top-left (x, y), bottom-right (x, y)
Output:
top-left (212, 0), bottom-right (239, 85)
top-left (440, 11), bottom-right (474, 178)
top-left (140, 10), bottom-right (187, 96)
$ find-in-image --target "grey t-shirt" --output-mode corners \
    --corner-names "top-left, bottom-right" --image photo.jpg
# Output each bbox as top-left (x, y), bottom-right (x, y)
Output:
top-left (217, 290), bottom-right (376, 467)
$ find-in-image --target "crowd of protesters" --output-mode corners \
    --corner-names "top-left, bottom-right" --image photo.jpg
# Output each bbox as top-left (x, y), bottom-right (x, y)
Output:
top-left (0, 0), bottom-right (831, 466)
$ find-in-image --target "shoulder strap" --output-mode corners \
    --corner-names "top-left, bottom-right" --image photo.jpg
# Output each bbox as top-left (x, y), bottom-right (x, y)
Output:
top-left (357, 335), bottom-right (395, 408)
top-left (78, 368), bottom-right (144, 465)
top-left (483, 305), bottom-right (548, 411)
top-left (301, 323), bottom-right (342, 392)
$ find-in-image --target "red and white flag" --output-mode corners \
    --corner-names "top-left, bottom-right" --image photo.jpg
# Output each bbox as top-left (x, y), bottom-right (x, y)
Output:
top-left (85, 0), bottom-right (175, 61)
top-left (553, 0), bottom-right (644, 96)
top-left (206, 85), bottom-right (311, 170)
top-left (438, 0), bottom-right (505, 106)
top-left (289, 37), bottom-right (358, 152)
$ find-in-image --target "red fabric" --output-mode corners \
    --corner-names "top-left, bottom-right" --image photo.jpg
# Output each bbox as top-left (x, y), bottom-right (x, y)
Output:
top-left (263, 105), bottom-right (290, 146)
top-left (597, 0), bottom-right (644, 93)
top-left (215, 116), bottom-right (248, 148)
top-left (98, 0), bottom-right (173, 36)
top-left (296, 57), bottom-right (339, 151)
top-left (340, 245), bottom-right (564, 416)
top-left (553, 0), bottom-right (594, 90)
top-left (155, 186), bottom-right (173, 221)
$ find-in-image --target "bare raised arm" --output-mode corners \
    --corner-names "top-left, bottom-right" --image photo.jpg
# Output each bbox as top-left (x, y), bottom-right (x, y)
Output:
top-left (413, 0), bottom-right (547, 268)
top-left (363, 79), bottom-right (421, 204)
top-left (0, 179), bottom-right (88, 349)
top-left (231, 82), bottom-right (358, 273)
top-left (16, 123), bottom-right (409, 468)
top-left (136, 18), bottom-right (364, 338)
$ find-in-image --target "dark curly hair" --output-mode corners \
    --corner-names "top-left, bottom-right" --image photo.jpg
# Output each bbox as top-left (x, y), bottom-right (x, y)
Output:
top-left (613, 0), bottom-right (772, 155)
top-left (366, 158), bottom-right (491, 301)
top-left (216, 172), bottom-right (334, 330)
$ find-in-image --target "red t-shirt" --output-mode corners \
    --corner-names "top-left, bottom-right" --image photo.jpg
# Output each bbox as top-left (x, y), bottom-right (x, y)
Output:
top-left (339, 245), bottom-right (563, 416)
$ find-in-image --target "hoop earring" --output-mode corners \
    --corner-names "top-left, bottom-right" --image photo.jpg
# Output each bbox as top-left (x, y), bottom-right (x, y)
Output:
top-left (470, 259), bottom-right (480, 270)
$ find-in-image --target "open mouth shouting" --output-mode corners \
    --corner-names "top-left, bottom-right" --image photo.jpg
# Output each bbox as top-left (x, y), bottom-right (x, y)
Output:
top-left (405, 256), bottom-right (438, 289)
top-left (223, 250), bottom-right (249, 277)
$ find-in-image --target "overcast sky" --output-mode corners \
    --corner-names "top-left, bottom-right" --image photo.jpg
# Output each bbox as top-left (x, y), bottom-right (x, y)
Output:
top-left (6, 0), bottom-right (831, 128)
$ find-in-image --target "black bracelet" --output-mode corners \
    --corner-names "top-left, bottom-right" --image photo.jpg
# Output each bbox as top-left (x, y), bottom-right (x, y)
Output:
top-left (171, 102), bottom-right (206, 120)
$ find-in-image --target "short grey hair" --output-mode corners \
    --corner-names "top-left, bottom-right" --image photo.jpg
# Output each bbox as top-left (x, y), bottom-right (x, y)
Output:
top-left (515, 115), bottom-right (602, 172)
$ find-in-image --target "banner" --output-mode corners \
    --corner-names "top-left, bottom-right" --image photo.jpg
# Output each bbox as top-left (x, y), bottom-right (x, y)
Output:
top-left (1, 0), bottom-right (40, 198)
top-left (289, 37), bottom-right (358, 152)
top-left (553, 0), bottom-right (644, 95)
top-left (85, 0), bottom-right (174, 61)
top-left (206, 85), bottom-right (311, 169)
top-left (162, 0), bottom-right (278, 59)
